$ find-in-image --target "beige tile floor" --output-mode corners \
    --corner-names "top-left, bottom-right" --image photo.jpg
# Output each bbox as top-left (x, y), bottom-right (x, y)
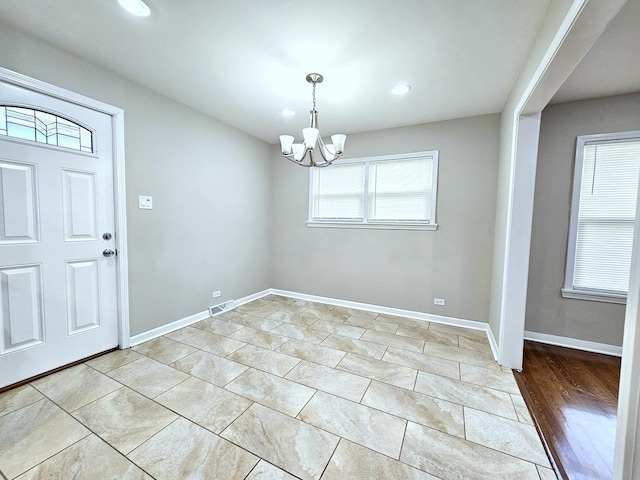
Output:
top-left (0, 295), bottom-right (557, 479)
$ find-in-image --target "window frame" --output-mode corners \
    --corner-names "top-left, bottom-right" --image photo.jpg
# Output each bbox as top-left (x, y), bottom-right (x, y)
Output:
top-left (307, 151), bottom-right (439, 231)
top-left (562, 130), bottom-right (640, 304)
top-left (0, 105), bottom-right (96, 155)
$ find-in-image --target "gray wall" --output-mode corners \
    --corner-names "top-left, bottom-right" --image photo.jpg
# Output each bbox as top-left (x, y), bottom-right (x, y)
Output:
top-left (0, 21), bottom-right (272, 335)
top-left (270, 114), bottom-right (500, 322)
top-left (526, 93), bottom-right (640, 346)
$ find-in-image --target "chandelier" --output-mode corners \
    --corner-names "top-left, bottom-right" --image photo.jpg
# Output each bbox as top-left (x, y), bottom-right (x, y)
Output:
top-left (279, 73), bottom-right (346, 167)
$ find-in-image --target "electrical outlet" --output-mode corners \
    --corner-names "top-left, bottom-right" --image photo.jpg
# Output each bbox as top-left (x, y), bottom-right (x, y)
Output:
top-left (212, 290), bottom-right (221, 298)
top-left (434, 298), bottom-right (445, 306)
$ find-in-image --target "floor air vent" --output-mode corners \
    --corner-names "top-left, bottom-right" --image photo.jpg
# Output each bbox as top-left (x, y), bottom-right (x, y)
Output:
top-left (209, 300), bottom-right (236, 316)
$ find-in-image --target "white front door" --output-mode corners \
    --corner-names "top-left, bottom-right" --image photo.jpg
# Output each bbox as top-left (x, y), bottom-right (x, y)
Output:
top-left (0, 81), bottom-right (119, 388)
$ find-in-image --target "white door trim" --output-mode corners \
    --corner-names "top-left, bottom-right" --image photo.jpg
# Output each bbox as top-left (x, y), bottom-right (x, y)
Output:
top-left (0, 66), bottom-right (130, 349)
top-left (613, 153), bottom-right (640, 478)
top-left (497, 113), bottom-right (541, 370)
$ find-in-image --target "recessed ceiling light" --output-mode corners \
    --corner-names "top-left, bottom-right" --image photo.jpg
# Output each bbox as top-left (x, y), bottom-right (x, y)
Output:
top-left (118, 0), bottom-right (151, 17)
top-left (280, 109), bottom-right (296, 117)
top-left (391, 84), bottom-right (411, 96)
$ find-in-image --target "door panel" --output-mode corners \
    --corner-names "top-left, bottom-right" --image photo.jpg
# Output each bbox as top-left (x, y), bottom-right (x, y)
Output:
top-left (61, 169), bottom-right (98, 241)
top-left (65, 259), bottom-right (101, 334)
top-left (0, 80), bottom-right (118, 388)
top-left (0, 160), bottom-right (39, 244)
top-left (0, 264), bottom-right (44, 353)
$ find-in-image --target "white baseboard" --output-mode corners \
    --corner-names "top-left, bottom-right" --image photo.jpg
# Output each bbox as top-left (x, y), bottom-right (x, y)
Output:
top-left (524, 330), bottom-right (622, 357)
top-left (234, 289), bottom-right (271, 306)
top-left (271, 288), bottom-right (487, 329)
top-left (129, 309), bottom-right (210, 346)
top-left (128, 289), bottom-right (272, 346)
top-left (127, 290), bottom-right (624, 362)
top-left (271, 288), bottom-right (497, 360)
top-left (129, 287), bottom-right (498, 362)
top-left (486, 327), bottom-right (499, 361)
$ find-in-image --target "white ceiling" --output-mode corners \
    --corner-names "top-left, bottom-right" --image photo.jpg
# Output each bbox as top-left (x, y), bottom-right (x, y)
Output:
top-left (551, 0), bottom-right (640, 104)
top-left (0, 0), bottom-right (556, 143)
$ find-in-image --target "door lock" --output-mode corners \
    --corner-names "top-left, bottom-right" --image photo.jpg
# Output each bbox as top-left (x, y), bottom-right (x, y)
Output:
top-left (102, 232), bottom-right (113, 240)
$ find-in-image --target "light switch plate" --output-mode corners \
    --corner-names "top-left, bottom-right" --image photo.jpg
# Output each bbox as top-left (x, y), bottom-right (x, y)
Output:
top-left (138, 195), bottom-right (153, 210)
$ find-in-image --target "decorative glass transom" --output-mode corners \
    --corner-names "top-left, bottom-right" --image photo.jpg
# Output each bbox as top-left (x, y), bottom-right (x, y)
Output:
top-left (0, 106), bottom-right (93, 153)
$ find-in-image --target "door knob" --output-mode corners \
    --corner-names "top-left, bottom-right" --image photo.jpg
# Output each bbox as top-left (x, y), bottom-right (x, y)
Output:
top-left (103, 249), bottom-right (116, 257)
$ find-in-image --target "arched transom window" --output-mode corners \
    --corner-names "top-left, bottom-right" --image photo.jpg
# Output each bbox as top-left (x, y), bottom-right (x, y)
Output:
top-left (0, 105), bottom-right (93, 153)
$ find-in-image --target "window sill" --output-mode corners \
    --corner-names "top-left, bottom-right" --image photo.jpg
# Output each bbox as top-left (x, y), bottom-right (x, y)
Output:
top-left (306, 221), bottom-right (438, 231)
top-left (561, 288), bottom-right (627, 305)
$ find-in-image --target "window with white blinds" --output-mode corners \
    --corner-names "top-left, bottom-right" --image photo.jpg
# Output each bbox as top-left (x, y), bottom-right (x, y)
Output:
top-left (563, 132), bottom-right (640, 303)
top-left (308, 151), bottom-right (439, 230)
top-left (311, 163), bottom-right (365, 220)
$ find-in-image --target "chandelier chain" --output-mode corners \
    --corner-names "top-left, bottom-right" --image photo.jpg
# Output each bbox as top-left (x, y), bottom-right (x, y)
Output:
top-left (312, 81), bottom-right (317, 110)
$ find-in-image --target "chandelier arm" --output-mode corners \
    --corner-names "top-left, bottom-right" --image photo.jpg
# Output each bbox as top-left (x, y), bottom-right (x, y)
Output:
top-left (282, 147), bottom-right (337, 168)
top-left (285, 155), bottom-right (313, 167)
top-left (282, 150), bottom-right (303, 162)
top-left (316, 135), bottom-right (341, 165)
top-left (316, 136), bottom-right (332, 164)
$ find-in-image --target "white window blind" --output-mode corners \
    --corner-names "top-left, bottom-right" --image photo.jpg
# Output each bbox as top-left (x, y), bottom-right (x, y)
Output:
top-left (311, 163), bottom-right (364, 220)
top-left (309, 151), bottom-right (439, 230)
top-left (367, 158), bottom-right (433, 222)
top-left (565, 133), bottom-right (640, 301)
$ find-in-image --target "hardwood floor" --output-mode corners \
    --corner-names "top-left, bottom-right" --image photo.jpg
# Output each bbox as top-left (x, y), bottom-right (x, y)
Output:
top-left (514, 341), bottom-right (621, 480)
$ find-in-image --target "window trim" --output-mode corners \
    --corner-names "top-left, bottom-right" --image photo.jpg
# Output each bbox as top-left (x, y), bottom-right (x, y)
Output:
top-left (307, 151), bottom-right (439, 230)
top-left (563, 130), bottom-right (640, 303)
